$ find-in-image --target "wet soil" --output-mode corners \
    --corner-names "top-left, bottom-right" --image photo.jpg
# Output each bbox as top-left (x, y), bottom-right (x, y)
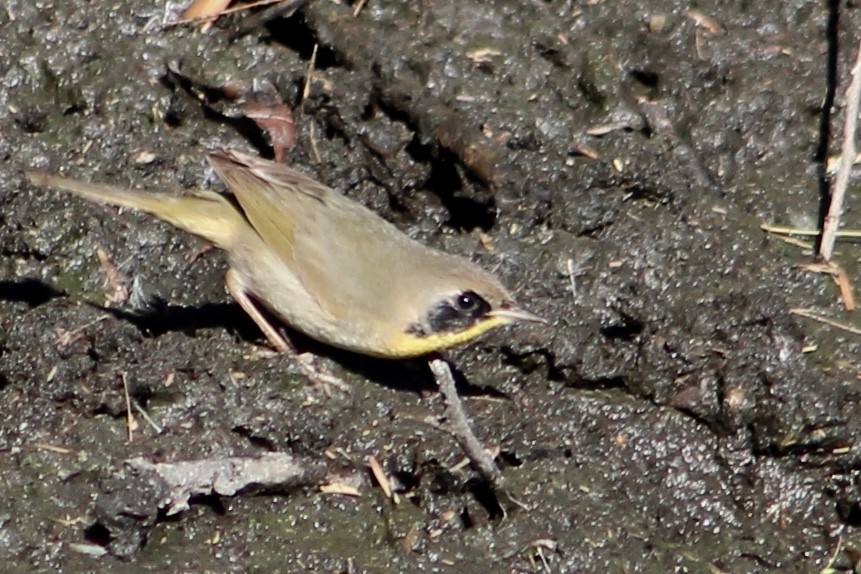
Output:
top-left (3, 0), bottom-right (861, 572)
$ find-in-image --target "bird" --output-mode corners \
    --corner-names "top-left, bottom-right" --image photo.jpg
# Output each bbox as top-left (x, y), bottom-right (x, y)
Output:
top-left (26, 149), bottom-right (544, 365)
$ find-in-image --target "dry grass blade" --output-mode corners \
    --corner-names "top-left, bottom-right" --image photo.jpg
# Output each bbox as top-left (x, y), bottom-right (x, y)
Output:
top-left (367, 456), bottom-right (393, 499)
top-left (302, 43), bottom-right (318, 103)
top-left (320, 482), bottom-right (361, 497)
top-left (799, 262), bottom-right (857, 311)
top-left (121, 372), bottom-right (138, 441)
top-left (790, 307), bottom-right (861, 336)
top-left (34, 443), bottom-right (75, 454)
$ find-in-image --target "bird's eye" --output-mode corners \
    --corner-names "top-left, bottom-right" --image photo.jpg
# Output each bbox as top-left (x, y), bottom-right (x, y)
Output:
top-left (456, 291), bottom-right (479, 311)
top-left (406, 290), bottom-right (492, 336)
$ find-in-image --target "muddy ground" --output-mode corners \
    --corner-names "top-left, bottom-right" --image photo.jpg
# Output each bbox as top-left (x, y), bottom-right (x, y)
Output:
top-left (2, 0), bottom-right (861, 572)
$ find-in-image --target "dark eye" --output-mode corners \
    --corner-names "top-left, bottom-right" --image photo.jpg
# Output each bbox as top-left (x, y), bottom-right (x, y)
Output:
top-left (456, 291), bottom-right (479, 312)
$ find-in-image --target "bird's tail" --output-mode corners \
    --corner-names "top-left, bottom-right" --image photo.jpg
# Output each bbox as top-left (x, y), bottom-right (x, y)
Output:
top-left (25, 171), bottom-right (246, 249)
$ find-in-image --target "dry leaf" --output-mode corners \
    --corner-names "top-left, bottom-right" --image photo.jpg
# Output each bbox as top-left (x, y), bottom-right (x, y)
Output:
top-left (320, 482), bottom-right (362, 497)
top-left (182, 0), bottom-right (232, 22)
top-left (243, 102), bottom-right (297, 162)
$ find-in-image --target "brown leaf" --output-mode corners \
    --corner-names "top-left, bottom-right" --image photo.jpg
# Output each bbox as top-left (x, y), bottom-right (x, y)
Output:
top-left (243, 102), bottom-right (297, 162)
top-left (182, 0), bottom-right (232, 22)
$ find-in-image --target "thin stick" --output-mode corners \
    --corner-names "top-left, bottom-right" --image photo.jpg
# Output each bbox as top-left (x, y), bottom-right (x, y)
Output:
top-left (121, 372), bottom-right (136, 442)
top-left (302, 43), bottom-right (318, 104)
top-left (762, 223), bottom-right (861, 238)
top-left (133, 401), bottom-right (163, 434)
top-left (801, 262), bottom-right (857, 311)
top-left (303, 42), bottom-right (322, 165)
top-left (790, 307), bottom-right (861, 336)
top-left (774, 235), bottom-right (815, 250)
top-left (367, 456), bottom-right (393, 500)
top-left (428, 358), bottom-right (503, 489)
top-left (820, 38), bottom-right (861, 261)
top-left (833, 264), bottom-right (858, 311)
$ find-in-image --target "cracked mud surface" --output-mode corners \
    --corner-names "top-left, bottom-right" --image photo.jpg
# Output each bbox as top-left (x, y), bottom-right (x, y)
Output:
top-left (3, 1), bottom-right (861, 572)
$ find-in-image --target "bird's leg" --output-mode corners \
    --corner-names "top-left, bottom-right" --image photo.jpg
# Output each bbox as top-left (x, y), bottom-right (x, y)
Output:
top-left (225, 269), bottom-right (350, 391)
top-left (226, 270), bottom-right (290, 352)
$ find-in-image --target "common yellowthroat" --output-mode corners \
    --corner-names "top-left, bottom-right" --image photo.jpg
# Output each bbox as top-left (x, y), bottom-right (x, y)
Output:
top-left (26, 150), bottom-right (543, 359)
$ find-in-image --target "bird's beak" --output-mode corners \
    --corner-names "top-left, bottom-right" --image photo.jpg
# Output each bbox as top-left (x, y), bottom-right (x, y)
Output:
top-left (488, 306), bottom-right (548, 325)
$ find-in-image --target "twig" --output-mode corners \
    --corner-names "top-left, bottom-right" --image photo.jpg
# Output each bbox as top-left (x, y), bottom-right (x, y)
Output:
top-left (774, 235), bottom-right (815, 250)
top-left (801, 262), bottom-right (857, 311)
top-left (820, 38), bottom-right (861, 261)
top-left (133, 401), bottom-right (163, 434)
top-left (822, 535), bottom-right (844, 574)
top-left (832, 265), bottom-right (856, 311)
top-left (34, 443), bottom-right (75, 454)
top-left (367, 456), bottom-right (393, 500)
top-left (352, 0), bottom-right (367, 17)
top-left (121, 372), bottom-right (137, 442)
top-left (760, 223), bottom-right (861, 237)
top-left (303, 42), bottom-right (322, 164)
top-left (302, 43), bottom-right (318, 104)
top-left (790, 307), bottom-right (861, 336)
top-left (428, 358), bottom-right (504, 489)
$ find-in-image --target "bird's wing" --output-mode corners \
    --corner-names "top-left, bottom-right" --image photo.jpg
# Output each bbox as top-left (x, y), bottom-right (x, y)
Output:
top-left (207, 149), bottom-right (331, 269)
top-left (207, 149), bottom-right (403, 324)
